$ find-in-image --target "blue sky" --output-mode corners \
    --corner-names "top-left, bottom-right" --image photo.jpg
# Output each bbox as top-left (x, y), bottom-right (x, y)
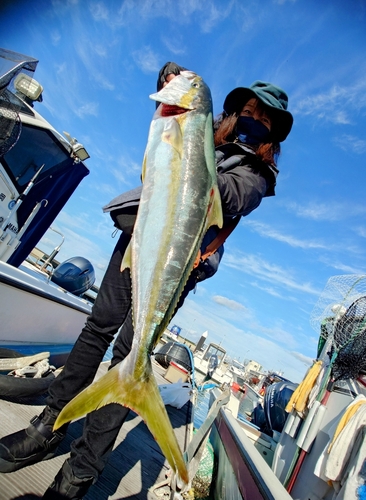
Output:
top-left (1, 0), bottom-right (366, 382)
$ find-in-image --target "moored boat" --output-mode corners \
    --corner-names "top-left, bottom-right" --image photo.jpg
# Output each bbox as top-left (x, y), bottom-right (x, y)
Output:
top-left (194, 341), bottom-right (233, 385)
top-left (207, 274), bottom-right (366, 499)
top-left (0, 48), bottom-right (94, 368)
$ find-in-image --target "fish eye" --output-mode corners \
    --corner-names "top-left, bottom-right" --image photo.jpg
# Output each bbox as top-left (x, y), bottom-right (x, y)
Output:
top-left (192, 82), bottom-right (200, 88)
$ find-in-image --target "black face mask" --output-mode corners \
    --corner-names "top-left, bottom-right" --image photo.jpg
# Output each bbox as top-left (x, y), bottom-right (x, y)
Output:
top-left (236, 116), bottom-right (271, 145)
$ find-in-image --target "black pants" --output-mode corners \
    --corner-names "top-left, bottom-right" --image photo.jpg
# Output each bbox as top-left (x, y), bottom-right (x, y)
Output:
top-left (45, 232), bottom-right (197, 479)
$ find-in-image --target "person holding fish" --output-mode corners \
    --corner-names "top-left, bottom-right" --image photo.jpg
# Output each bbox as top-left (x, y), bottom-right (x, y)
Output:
top-left (0, 62), bottom-right (293, 498)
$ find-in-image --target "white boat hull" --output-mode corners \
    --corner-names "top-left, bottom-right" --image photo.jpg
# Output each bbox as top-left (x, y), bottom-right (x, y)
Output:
top-left (209, 391), bottom-right (292, 499)
top-left (209, 377), bottom-right (366, 500)
top-left (0, 261), bottom-right (91, 346)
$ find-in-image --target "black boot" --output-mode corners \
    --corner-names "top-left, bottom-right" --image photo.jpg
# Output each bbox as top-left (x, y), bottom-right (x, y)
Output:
top-left (43, 459), bottom-right (95, 499)
top-left (0, 406), bottom-right (66, 473)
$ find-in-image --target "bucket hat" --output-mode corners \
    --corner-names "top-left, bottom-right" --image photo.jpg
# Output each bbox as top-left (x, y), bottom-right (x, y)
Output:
top-left (223, 81), bottom-right (293, 142)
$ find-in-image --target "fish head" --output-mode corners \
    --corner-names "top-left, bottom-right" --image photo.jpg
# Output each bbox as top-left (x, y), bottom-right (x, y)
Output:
top-left (150, 71), bottom-right (212, 117)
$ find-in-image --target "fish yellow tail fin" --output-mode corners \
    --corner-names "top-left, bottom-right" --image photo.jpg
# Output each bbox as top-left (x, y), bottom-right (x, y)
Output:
top-left (53, 361), bottom-right (189, 485)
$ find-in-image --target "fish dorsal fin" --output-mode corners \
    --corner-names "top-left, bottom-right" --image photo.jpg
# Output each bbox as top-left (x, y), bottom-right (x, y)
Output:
top-left (207, 184), bottom-right (223, 229)
top-left (141, 153), bottom-right (147, 183)
top-left (204, 112), bottom-right (223, 230)
top-left (120, 240), bottom-right (132, 272)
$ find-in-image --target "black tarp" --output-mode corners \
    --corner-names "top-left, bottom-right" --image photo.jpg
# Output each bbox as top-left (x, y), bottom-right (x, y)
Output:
top-left (154, 341), bottom-right (193, 373)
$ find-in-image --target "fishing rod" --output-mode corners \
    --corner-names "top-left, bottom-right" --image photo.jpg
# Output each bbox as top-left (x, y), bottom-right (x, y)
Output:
top-left (0, 163), bottom-right (45, 232)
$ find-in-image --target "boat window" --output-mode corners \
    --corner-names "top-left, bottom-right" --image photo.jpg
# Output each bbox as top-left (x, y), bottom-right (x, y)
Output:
top-left (203, 345), bottom-right (225, 365)
top-left (1, 123), bottom-right (72, 191)
top-left (0, 88), bottom-right (35, 117)
top-left (7, 89), bottom-right (35, 116)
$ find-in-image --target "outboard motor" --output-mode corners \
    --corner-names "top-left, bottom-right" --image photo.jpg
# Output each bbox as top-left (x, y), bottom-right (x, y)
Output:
top-left (263, 381), bottom-right (297, 434)
top-left (250, 404), bottom-right (270, 434)
top-left (51, 256), bottom-right (95, 296)
top-left (207, 353), bottom-right (218, 378)
top-left (201, 353), bottom-right (219, 384)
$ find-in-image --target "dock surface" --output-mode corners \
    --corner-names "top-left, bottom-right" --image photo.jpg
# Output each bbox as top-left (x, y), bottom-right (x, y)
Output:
top-left (0, 361), bottom-right (193, 499)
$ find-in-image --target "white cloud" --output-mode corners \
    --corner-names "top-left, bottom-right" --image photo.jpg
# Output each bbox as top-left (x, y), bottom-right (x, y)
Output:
top-left (290, 351), bottom-right (313, 366)
top-left (354, 226), bottom-right (366, 238)
top-left (201, 2), bottom-right (233, 33)
top-left (249, 281), bottom-right (297, 300)
top-left (293, 78), bottom-right (366, 125)
top-left (75, 102), bottom-right (99, 118)
top-left (275, 0), bottom-right (297, 4)
top-left (224, 252), bottom-right (320, 296)
top-left (161, 36), bottom-right (186, 56)
top-left (212, 295), bottom-right (246, 311)
top-left (133, 46), bottom-right (161, 73)
top-left (318, 256), bottom-right (366, 275)
top-left (75, 39), bottom-right (115, 90)
top-left (109, 154), bottom-right (141, 185)
top-left (89, 2), bottom-right (110, 21)
top-left (172, 296), bottom-right (308, 382)
top-left (333, 134), bottom-right (366, 155)
top-left (243, 220), bottom-right (327, 249)
top-left (51, 31), bottom-right (61, 45)
top-left (286, 200), bottom-right (366, 221)
top-left (94, 74), bottom-right (115, 91)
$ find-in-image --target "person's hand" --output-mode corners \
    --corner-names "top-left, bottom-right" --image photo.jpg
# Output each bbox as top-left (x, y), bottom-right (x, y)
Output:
top-left (157, 62), bottom-right (186, 91)
top-left (163, 73), bottom-right (177, 87)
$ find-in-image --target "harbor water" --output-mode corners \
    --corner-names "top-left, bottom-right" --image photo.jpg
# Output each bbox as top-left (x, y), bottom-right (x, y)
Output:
top-left (193, 386), bottom-right (260, 429)
top-left (194, 387), bottom-right (212, 428)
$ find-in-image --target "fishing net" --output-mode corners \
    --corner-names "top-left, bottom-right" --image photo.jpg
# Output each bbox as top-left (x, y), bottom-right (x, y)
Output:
top-left (191, 435), bottom-right (215, 499)
top-left (0, 88), bottom-right (22, 157)
top-left (310, 275), bottom-right (366, 380)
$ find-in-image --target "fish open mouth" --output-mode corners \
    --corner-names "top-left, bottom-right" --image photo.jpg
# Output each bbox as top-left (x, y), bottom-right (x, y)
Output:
top-left (160, 104), bottom-right (191, 117)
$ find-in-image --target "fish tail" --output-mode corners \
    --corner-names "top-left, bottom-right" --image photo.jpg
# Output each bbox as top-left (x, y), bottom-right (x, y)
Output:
top-left (133, 370), bottom-right (189, 485)
top-left (53, 361), bottom-right (189, 486)
top-left (53, 363), bottom-right (124, 429)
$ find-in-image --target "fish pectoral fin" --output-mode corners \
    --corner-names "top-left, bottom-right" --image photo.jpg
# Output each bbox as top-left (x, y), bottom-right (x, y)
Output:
top-left (208, 184), bottom-right (223, 229)
top-left (54, 364), bottom-right (122, 430)
top-left (120, 240), bottom-right (132, 272)
top-left (131, 373), bottom-right (189, 486)
top-left (161, 118), bottom-right (183, 156)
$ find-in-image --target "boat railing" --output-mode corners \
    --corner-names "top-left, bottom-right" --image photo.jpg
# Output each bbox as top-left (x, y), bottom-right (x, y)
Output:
top-left (25, 226), bottom-right (65, 279)
top-left (38, 227), bottom-right (64, 273)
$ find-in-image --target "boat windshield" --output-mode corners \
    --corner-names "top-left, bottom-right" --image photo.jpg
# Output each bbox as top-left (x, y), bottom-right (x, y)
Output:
top-left (203, 345), bottom-right (226, 365)
top-left (0, 48), bottom-right (38, 90)
top-left (1, 123), bottom-right (73, 191)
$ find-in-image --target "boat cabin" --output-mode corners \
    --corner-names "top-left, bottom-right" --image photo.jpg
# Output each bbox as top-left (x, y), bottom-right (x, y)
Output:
top-left (201, 342), bottom-right (227, 369)
top-left (0, 48), bottom-right (89, 266)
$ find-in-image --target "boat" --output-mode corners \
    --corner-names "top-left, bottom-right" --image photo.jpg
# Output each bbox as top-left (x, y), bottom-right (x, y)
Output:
top-left (0, 48), bottom-right (95, 389)
top-left (153, 340), bottom-right (194, 374)
top-left (194, 341), bottom-right (233, 386)
top-left (207, 274), bottom-right (366, 499)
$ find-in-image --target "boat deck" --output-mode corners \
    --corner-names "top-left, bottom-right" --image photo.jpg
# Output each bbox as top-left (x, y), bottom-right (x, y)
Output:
top-left (0, 361), bottom-right (193, 499)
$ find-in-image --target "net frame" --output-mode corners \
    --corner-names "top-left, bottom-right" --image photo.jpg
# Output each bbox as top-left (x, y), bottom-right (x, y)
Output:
top-left (310, 275), bottom-right (366, 382)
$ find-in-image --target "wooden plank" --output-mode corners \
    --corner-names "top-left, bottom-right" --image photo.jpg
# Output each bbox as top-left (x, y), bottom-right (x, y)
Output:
top-left (0, 361), bottom-right (193, 499)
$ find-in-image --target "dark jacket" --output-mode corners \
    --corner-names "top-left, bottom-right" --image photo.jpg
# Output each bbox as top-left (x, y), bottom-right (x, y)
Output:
top-left (196, 142), bottom-right (276, 281)
top-left (103, 142), bottom-right (276, 282)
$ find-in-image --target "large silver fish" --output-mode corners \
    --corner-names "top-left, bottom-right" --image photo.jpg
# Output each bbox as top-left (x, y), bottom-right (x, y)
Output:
top-left (54, 71), bottom-right (223, 486)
